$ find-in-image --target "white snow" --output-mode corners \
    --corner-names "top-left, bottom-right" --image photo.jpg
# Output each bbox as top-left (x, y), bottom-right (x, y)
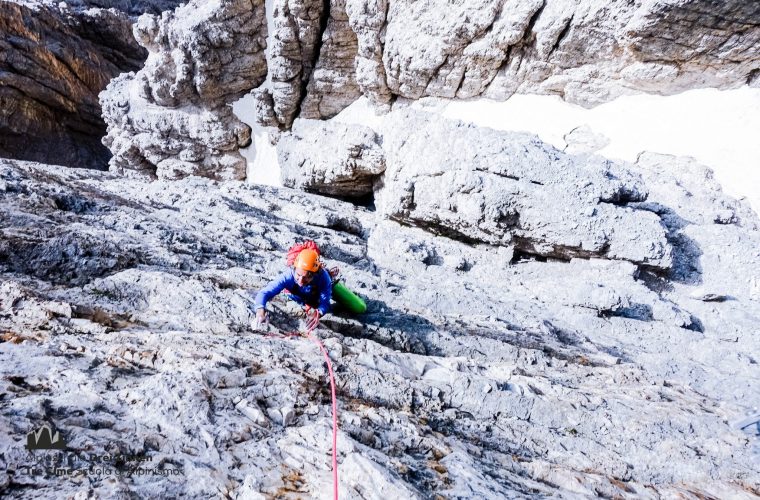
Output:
top-left (334, 87), bottom-right (760, 214)
top-left (236, 82), bottom-right (760, 213)
top-left (231, 0), bottom-right (282, 187)
top-left (231, 95), bottom-right (282, 187)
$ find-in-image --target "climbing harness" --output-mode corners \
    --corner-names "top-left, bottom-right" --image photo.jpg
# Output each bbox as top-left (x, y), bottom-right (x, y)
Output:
top-left (266, 325), bottom-right (339, 500)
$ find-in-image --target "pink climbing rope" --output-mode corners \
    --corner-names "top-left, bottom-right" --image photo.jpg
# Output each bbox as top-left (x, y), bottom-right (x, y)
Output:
top-left (265, 326), bottom-right (339, 500)
top-left (307, 330), bottom-right (339, 500)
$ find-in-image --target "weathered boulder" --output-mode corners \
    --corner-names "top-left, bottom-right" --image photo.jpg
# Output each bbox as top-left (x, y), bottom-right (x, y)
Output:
top-left (378, 109), bottom-right (672, 269)
top-left (100, 0), bottom-right (268, 180)
top-left (278, 119), bottom-right (385, 197)
top-left (0, 1), bottom-right (153, 169)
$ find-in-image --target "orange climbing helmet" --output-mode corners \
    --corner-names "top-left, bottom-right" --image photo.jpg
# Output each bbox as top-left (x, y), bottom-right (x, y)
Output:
top-left (293, 248), bottom-right (321, 272)
top-left (286, 240), bottom-right (320, 266)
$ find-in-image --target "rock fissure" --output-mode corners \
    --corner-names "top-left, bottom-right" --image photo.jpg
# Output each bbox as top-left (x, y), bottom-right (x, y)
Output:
top-left (548, 14), bottom-right (573, 57)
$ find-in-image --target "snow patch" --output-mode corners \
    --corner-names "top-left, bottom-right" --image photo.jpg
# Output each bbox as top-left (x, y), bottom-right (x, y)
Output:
top-left (442, 87), bottom-right (760, 214)
top-left (231, 94), bottom-right (282, 187)
top-left (231, 0), bottom-right (282, 187)
top-left (334, 88), bottom-right (760, 214)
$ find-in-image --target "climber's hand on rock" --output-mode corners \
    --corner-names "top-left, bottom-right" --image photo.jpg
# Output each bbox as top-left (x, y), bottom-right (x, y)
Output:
top-left (253, 309), bottom-right (268, 331)
top-left (306, 309), bottom-right (321, 331)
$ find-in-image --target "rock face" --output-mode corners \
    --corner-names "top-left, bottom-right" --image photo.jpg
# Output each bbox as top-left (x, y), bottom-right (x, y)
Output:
top-left (0, 1), bottom-right (148, 169)
top-left (297, 0), bottom-right (760, 116)
top-left (348, 0), bottom-right (760, 107)
top-left (250, 0), bottom-right (326, 129)
top-left (4, 0), bottom-right (760, 497)
top-left (1, 157), bottom-right (759, 497)
top-left (94, 0), bottom-right (759, 181)
top-left (100, 0), bottom-right (268, 180)
top-left (379, 109), bottom-right (672, 269)
top-left (278, 119), bottom-right (385, 197)
top-left (300, 0), bottom-right (362, 119)
top-left (345, 0), bottom-right (392, 110)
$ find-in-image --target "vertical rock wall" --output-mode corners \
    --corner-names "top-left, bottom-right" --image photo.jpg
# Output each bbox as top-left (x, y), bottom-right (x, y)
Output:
top-left (0, 2), bottom-right (147, 168)
top-left (300, 0), bottom-right (362, 119)
top-left (100, 0), bottom-right (268, 180)
top-left (250, 0), bottom-right (326, 128)
top-left (95, 0), bottom-right (760, 179)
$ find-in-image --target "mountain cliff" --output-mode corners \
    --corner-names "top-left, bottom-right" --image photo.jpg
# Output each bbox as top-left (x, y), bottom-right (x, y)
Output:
top-left (1, 0), bottom-right (759, 497)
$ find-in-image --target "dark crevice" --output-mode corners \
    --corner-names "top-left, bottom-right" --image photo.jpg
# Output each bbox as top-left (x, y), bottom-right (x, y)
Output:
top-left (511, 236), bottom-right (601, 264)
top-left (511, 248), bottom-right (547, 264)
top-left (453, 68), bottom-right (467, 97)
top-left (522, 0), bottom-right (547, 48)
top-left (549, 14), bottom-right (573, 56)
top-left (684, 315), bottom-right (704, 333)
top-left (316, 190), bottom-right (376, 211)
top-left (294, 0), bottom-right (331, 121)
top-left (635, 203), bottom-right (703, 285)
top-left (747, 68), bottom-right (760, 86)
top-left (496, 44), bottom-right (513, 74)
top-left (390, 216), bottom-right (482, 246)
top-left (599, 304), bottom-right (654, 322)
top-left (479, 168), bottom-right (545, 186)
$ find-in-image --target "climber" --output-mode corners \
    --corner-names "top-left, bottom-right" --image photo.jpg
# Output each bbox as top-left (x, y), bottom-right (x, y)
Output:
top-left (251, 241), bottom-right (368, 331)
top-left (252, 245), bottom-right (332, 331)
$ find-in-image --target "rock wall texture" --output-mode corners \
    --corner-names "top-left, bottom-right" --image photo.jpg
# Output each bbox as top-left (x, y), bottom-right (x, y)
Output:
top-left (0, 1), bottom-right (148, 169)
top-left (378, 109), bottom-right (672, 269)
top-left (1, 158), bottom-right (758, 497)
top-left (354, 0), bottom-right (760, 107)
top-left (247, 0), bottom-right (327, 129)
top-left (303, 0), bottom-right (760, 114)
top-left (4, 0), bottom-right (760, 497)
top-left (97, 0), bottom-right (760, 181)
top-left (278, 118), bottom-right (385, 197)
top-left (100, 0), bottom-right (268, 180)
top-left (300, 0), bottom-right (362, 119)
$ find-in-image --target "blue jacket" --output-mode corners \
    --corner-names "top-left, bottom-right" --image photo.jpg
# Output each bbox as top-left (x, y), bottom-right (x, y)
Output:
top-left (254, 267), bottom-right (333, 315)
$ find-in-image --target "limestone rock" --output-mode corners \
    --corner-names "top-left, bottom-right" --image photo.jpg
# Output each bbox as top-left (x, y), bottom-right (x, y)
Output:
top-left (341, 0), bottom-right (760, 107)
top-left (249, 0), bottom-right (326, 129)
top-left (100, 0), bottom-right (268, 180)
top-left (87, 0), bottom-right (759, 182)
top-left (345, 0), bottom-right (392, 110)
top-left (0, 1), bottom-right (151, 169)
top-left (379, 109), bottom-right (672, 269)
top-left (383, 0), bottom-right (543, 99)
top-left (278, 119), bottom-right (385, 197)
top-left (0, 281), bottom-right (72, 333)
top-left (1, 157), bottom-right (759, 497)
top-left (300, 0), bottom-right (362, 119)
top-left (633, 152), bottom-right (760, 291)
